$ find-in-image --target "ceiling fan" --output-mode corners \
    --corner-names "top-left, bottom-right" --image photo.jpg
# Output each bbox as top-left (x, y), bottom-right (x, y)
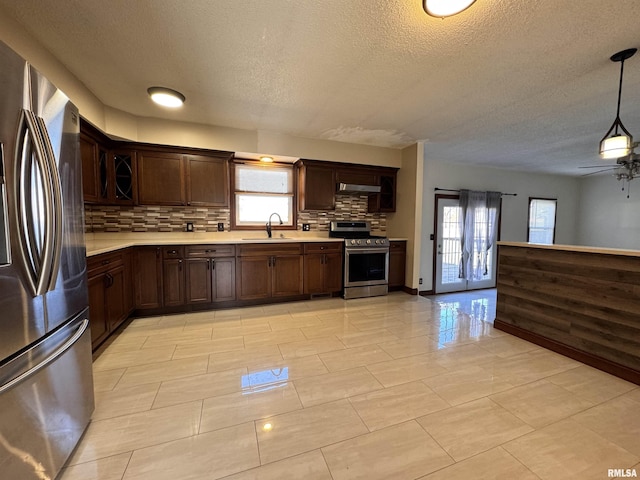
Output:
top-left (580, 47), bottom-right (640, 197)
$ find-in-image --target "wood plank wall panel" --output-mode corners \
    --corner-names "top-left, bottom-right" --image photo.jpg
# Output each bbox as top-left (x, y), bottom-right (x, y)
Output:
top-left (495, 245), bottom-right (640, 384)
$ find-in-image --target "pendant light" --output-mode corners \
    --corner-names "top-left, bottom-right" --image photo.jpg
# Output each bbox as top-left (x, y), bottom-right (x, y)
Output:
top-left (599, 48), bottom-right (637, 159)
top-left (147, 87), bottom-right (186, 108)
top-left (424, 0), bottom-right (476, 18)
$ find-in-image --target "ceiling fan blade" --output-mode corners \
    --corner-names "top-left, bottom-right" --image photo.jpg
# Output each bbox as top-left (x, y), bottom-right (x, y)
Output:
top-left (581, 168), bottom-right (617, 177)
top-left (578, 165), bottom-right (616, 168)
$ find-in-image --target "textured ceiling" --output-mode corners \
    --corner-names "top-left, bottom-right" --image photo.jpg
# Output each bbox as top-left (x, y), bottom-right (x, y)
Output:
top-left (2, 0), bottom-right (640, 175)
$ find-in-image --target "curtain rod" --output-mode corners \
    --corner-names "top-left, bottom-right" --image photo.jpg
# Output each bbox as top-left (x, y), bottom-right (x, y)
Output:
top-left (434, 188), bottom-right (517, 197)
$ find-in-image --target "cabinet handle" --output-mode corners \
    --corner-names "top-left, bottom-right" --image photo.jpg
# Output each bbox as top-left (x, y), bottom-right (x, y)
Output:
top-left (168, 249), bottom-right (177, 255)
top-left (272, 257), bottom-right (276, 267)
top-left (101, 259), bottom-right (110, 266)
top-left (178, 259), bottom-right (183, 270)
top-left (105, 272), bottom-right (114, 288)
top-left (206, 259), bottom-right (210, 270)
top-left (211, 259), bottom-right (215, 270)
top-left (320, 246), bottom-right (325, 250)
top-left (205, 249), bottom-right (216, 253)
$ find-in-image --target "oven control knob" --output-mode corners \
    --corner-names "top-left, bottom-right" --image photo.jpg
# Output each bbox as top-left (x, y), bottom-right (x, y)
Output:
top-left (365, 239), bottom-right (371, 245)
top-left (357, 240), bottom-right (361, 245)
top-left (350, 239), bottom-right (356, 245)
top-left (375, 239), bottom-right (380, 244)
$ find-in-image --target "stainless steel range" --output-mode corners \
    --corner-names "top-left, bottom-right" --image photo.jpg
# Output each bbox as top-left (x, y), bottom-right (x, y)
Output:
top-left (329, 221), bottom-right (389, 299)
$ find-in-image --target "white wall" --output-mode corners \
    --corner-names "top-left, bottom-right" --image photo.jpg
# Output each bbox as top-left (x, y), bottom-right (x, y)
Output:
top-left (576, 174), bottom-right (640, 249)
top-left (420, 157), bottom-right (580, 291)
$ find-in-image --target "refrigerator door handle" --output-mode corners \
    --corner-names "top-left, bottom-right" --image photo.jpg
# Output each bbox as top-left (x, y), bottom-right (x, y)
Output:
top-left (35, 116), bottom-right (64, 292)
top-left (0, 318), bottom-right (89, 395)
top-left (15, 109), bottom-right (56, 296)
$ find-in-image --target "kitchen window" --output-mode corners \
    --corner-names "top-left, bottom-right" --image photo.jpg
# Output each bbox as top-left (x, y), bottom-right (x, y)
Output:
top-left (527, 197), bottom-right (557, 244)
top-left (231, 161), bottom-right (296, 229)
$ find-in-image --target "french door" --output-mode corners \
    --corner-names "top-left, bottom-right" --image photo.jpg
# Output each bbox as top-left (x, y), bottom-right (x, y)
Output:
top-left (434, 196), bottom-right (498, 293)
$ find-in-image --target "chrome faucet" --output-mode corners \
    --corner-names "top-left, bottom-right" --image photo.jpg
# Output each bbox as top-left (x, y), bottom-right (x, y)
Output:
top-left (266, 212), bottom-right (283, 238)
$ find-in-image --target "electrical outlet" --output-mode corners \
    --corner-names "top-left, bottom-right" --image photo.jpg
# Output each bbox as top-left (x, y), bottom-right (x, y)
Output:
top-left (302, 223), bottom-right (311, 231)
top-left (419, 278), bottom-right (423, 285)
top-left (186, 222), bottom-right (194, 232)
top-left (217, 222), bottom-right (224, 232)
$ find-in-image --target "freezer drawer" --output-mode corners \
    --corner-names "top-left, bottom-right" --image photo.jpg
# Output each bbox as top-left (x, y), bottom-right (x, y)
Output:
top-left (0, 310), bottom-right (94, 479)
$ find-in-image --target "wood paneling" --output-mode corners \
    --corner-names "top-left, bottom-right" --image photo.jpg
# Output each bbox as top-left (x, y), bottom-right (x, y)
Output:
top-left (495, 244), bottom-right (640, 385)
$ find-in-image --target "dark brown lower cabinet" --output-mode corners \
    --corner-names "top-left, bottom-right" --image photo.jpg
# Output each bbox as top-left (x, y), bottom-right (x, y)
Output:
top-left (304, 243), bottom-right (343, 294)
top-left (185, 245), bottom-right (236, 304)
top-left (87, 273), bottom-right (108, 347)
top-left (87, 249), bottom-right (133, 350)
top-left (163, 257), bottom-right (185, 307)
top-left (134, 247), bottom-right (163, 310)
top-left (236, 243), bottom-right (304, 301)
top-left (389, 240), bottom-right (407, 290)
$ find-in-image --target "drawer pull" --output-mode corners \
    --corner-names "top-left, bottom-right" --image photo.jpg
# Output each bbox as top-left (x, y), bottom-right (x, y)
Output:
top-left (167, 249), bottom-right (177, 255)
top-left (101, 259), bottom-right (110, 265)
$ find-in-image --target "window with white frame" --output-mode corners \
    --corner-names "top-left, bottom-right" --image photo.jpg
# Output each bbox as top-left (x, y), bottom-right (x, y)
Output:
top-left (527, 198), bottom-right (557, 244)
top-left (232, 162), bottom-right (295, 228)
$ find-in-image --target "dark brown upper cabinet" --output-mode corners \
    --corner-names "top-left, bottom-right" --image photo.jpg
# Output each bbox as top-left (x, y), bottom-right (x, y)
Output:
top-left (137, 150), bottom-right (186, 206)
top-left (296, 159), bottom-right (398, 213)
top-left (80, 121), bottom-right (137, 205)
top-left (185, 154), bottom-right (229, 206)
top-left (297, 159), bottom-right (336, 211)
top-left (133, 147), bottom-right (233, 207)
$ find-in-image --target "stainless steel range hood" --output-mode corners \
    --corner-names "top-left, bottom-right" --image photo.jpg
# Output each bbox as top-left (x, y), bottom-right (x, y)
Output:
top-left (337, 183), bottom-right (381, 194)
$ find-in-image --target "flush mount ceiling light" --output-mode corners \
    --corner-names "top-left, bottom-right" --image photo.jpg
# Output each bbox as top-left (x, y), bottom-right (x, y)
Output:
top-left (423, 0), bottom-right (476, 18)
top-left (147, 86), bottom-right (185, 108)
top-left (599, 48), bottom-right (637, 159)
top-left (259, 156), bottom-right (274, 163)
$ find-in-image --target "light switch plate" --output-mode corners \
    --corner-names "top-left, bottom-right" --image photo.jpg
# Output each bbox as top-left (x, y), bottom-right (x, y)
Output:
top-left (186, 222), bottom-right (194, 232)
top-left (217, 222), bottom-right (225, 232)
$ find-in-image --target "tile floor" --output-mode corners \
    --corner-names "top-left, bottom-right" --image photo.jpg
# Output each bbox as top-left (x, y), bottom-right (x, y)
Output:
top-left (60, 290), bottom-right (640, 480)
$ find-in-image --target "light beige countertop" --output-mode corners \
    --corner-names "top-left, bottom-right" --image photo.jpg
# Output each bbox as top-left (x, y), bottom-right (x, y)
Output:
top-left (85, 232), bottom-right (407, 256)
top-left (498, 241), bottom-right (640, 258)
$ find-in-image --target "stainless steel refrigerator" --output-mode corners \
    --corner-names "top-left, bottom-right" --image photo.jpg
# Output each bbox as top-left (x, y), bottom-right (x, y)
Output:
top-left (0, 40), bottom-right (94, 479)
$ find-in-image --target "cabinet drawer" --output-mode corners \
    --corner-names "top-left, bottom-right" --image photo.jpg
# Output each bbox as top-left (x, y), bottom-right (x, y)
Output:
top-left (186, 244), bottom-right (235, 258)
top-left (162, 246), bottom-right (184, 259)
top-left (88, 250), bottom-right (125, 276)
top-left (236, 243), bottom-right (303, 257)
top-left (303, 242), bottom-right (343, 254)
top-left (390, 241), bottom-right (407, 252)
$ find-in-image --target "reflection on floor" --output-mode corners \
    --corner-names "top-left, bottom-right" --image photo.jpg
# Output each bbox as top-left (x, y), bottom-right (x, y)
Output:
top-left (61, 290), bottom-right (639, 480)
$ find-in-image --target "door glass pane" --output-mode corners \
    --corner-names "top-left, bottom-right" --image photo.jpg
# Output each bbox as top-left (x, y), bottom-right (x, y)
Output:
top-left (441, 205), bottom-right (462, 284)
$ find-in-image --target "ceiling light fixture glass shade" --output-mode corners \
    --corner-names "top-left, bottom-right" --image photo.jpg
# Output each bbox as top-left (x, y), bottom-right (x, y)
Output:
top-left (147, 87), bottom-right (185, 108)
top-left (599, 48), bottom-right (637, 159)
top-left (600, 134), bottom-right (632, 159)
top-left (423, 0), bottom-right (476, 18)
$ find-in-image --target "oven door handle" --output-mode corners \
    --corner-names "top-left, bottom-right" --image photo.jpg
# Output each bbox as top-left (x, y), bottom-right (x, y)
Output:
top-left (345, 247), bottom-right (389, 255)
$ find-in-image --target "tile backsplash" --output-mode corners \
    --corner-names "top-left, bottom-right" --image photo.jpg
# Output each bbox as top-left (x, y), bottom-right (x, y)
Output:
top-left (85, 194), bottom-right (386, 233)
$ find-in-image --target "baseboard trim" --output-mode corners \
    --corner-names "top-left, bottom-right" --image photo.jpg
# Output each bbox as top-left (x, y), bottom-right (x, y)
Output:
top-left (419, 289), bottom-right (435, 296)
top-left (494, 319), bottom-right (640, 386)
